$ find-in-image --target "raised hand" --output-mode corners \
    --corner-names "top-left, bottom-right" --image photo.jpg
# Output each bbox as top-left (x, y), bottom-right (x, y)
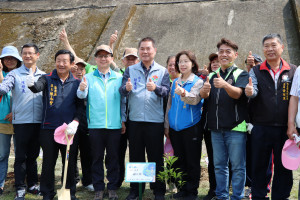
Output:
top-left (79, 76), bottom-right (87, 91)
top-left (110, 30), bottom-right (118, 46)
top-left (174, 81), bottom-right (185, 96)
top-left (245, 77), bottom-right (254, 97)
top-left (246, 51), bottom-right (255, 68)
top-left (147, 78), bottom-right (156, 91)
top-left (213, 72), bottom-right (227, 88)
top-left (202, 77), bottom-right (211, 93)
top-left (126, 78), bottom-right (133, 92)
top-left (26, 68), bottom-right (35, 87)
top-left (201, 65), bottom-right (209, 76)
top-left (59, 28), bottom-right (68, 42)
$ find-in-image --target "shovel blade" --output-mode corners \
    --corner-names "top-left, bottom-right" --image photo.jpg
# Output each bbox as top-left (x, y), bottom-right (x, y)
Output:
top-left (57, 188), bottom-right (71, 200)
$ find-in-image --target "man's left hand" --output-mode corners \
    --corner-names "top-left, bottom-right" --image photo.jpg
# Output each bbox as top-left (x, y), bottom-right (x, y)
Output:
top-left (213, 72), bottom-right (227, 88)
top-left (121, 122), bottom-right (126, 134)
top-left (147, 78), bottom-right (156, 91)
top-left (287, 124), bottom-right (298, 140)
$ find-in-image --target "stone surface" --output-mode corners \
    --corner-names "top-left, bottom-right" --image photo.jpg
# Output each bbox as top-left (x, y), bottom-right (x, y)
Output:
top-left (0, 0), bottom-right (299, 72)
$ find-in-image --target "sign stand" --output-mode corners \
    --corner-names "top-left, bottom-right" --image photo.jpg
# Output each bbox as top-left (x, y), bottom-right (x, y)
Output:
top-left (139, 183), bottom-right (142, 200)
top-left (125, 162), bottom-right (156, 200)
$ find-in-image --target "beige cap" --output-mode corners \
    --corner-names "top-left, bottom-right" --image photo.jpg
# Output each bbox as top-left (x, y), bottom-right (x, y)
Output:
top-left (75, 58), bottom-right (87, 67)
top-left (122, 48), bottom-right (138, 59)
top-left (94, 44), bottom-right (113, 57)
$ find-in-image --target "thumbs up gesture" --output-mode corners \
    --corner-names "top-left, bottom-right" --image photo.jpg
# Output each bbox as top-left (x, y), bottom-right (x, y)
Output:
top-left (174, 81), bottom-right (185, 96)
top-left (246, 51), bottom-right (255, 69)
top-left (213, 72), bottom-right (227, 88)
top-left (202, 77), bottom-right (211, 93)
top-left (126, 78), bottom-right (133, 92)
top-left (147, 78), bottom-right (156, 91)
top-left (79, 76), bottom-right (88, 91)
top-left (202, 65), bottom-right (209, 76)
top-left (245, 77), bottom-right (254, 97)
top-left (26, 68), bottom-right (35, 87)
top-left (109, 30), bottom-right (118, 46)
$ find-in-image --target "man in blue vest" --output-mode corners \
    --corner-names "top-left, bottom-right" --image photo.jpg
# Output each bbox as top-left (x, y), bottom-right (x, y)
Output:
top-left (119, 37), bottom-right (170, 200)
top-left (27, 49), bottom-right (84, 200)
top-left (201, 38), bottom-right (249, 200)
top-left (77, 44), bottom-right (125, 200)
top-left (245, 33), bottom-right (296, 200)
top-left (0, 44), bottom-right (45, 200)
top-left (117, 48), bottom-right (139, 188)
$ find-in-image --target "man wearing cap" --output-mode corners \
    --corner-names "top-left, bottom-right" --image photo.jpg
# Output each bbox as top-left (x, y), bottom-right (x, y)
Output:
top-left (27, 49), bottom-right (84, 200)
top-left (117, 47), bottom-right (139, 188)
top-left (202, 38), bottom-right (249, 200)
top-left (72, 59), bottom-right (94, 191)
top-left (245, 33), bottom-right (296, 199)
top-left (120, 48), bottom-right (139, 74)
top-left (0, 44), bottom-right (45, 200)
top-left (77, 44), bottom-right (125, 200)
top-left (119, 37), bottom-right (170, 200)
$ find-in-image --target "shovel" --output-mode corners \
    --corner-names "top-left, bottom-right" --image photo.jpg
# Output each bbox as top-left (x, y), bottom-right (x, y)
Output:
top-left (57, 132), bottom-right (74, 200)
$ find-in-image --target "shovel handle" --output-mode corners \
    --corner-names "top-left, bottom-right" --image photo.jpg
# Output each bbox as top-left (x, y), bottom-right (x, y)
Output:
top-left (61, 132), bottom-right (74, 188)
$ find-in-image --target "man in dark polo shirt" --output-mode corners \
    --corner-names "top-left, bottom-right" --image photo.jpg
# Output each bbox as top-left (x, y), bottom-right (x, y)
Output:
top-left (201, 38), bottom-right (249, 200)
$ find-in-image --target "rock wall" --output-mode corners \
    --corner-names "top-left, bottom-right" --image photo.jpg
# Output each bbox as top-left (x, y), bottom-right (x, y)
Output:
top-left (0, 0), bottom-right (299, 72)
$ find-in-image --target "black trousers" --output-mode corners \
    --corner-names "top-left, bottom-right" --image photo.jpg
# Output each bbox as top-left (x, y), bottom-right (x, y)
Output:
top-left (128, 121), bottom-right (166, 196)
top-left (170, 122), bottom-right (202, 196)
top-left (89, 129), bottom-right (121, 191)
top-left (245, 133), bottom-right (273, 190)
top-left (39, 129), bottom-right (79, 199)
top-left (203, 129), bottom-right (216, 194)
top-left (13, 123), bottom-right (40, 191)
top-left (251, 125), bottom-right (293, 200)
top-left (76, 128), bottom-right (92, 186)
top-left (117, 122), bottom-right (129, 187)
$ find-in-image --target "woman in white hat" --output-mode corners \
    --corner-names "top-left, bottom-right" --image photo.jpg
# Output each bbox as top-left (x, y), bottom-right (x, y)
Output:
top-left (0, 46), bottom-right (22, 196)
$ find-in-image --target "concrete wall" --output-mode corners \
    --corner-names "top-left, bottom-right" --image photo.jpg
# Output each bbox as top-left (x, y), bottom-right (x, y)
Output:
top-left (0, 0), bottom-right (299, 72)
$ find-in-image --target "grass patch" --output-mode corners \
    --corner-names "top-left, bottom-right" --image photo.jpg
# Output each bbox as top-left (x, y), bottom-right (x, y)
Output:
top-left (1, 142), bottom-right (299, 199)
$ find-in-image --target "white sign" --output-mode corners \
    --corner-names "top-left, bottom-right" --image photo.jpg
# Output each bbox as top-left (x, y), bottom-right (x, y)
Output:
top-left (125, 162), bottom-right (156, 183)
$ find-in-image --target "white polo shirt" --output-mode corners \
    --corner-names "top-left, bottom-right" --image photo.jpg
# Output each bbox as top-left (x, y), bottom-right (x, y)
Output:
top-left (290, 66), bottom-right (300, 128)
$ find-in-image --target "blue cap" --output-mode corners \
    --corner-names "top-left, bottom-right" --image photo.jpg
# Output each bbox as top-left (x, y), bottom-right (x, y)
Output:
top-left (0, 46), bottom-right (22, 62)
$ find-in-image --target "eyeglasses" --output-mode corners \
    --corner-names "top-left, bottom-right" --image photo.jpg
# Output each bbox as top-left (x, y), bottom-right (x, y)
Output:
top-left (178, 60), bottom-right (191, 65)
top-left (96, 55), bottom-right (112, 59)
top-left (22, 52), bottom-right (36, 56)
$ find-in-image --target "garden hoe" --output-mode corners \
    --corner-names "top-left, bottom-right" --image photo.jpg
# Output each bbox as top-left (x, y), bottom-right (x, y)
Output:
top-left (57, 132), bottom-right (74, 200)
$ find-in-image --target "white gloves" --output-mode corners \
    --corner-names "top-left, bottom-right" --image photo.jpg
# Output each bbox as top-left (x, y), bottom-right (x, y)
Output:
top-left (65, 120), bottom-right (79, 135)
top-left (247, 123), bottom-right (253, 134)
top-left (293, 134), bottom-right (300, 147)
top-left (26, 68), bottom-right (35, 87)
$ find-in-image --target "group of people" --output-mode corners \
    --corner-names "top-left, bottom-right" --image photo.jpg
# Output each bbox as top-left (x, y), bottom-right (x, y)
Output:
top-left (0, 30), bottom-right (299, 200)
